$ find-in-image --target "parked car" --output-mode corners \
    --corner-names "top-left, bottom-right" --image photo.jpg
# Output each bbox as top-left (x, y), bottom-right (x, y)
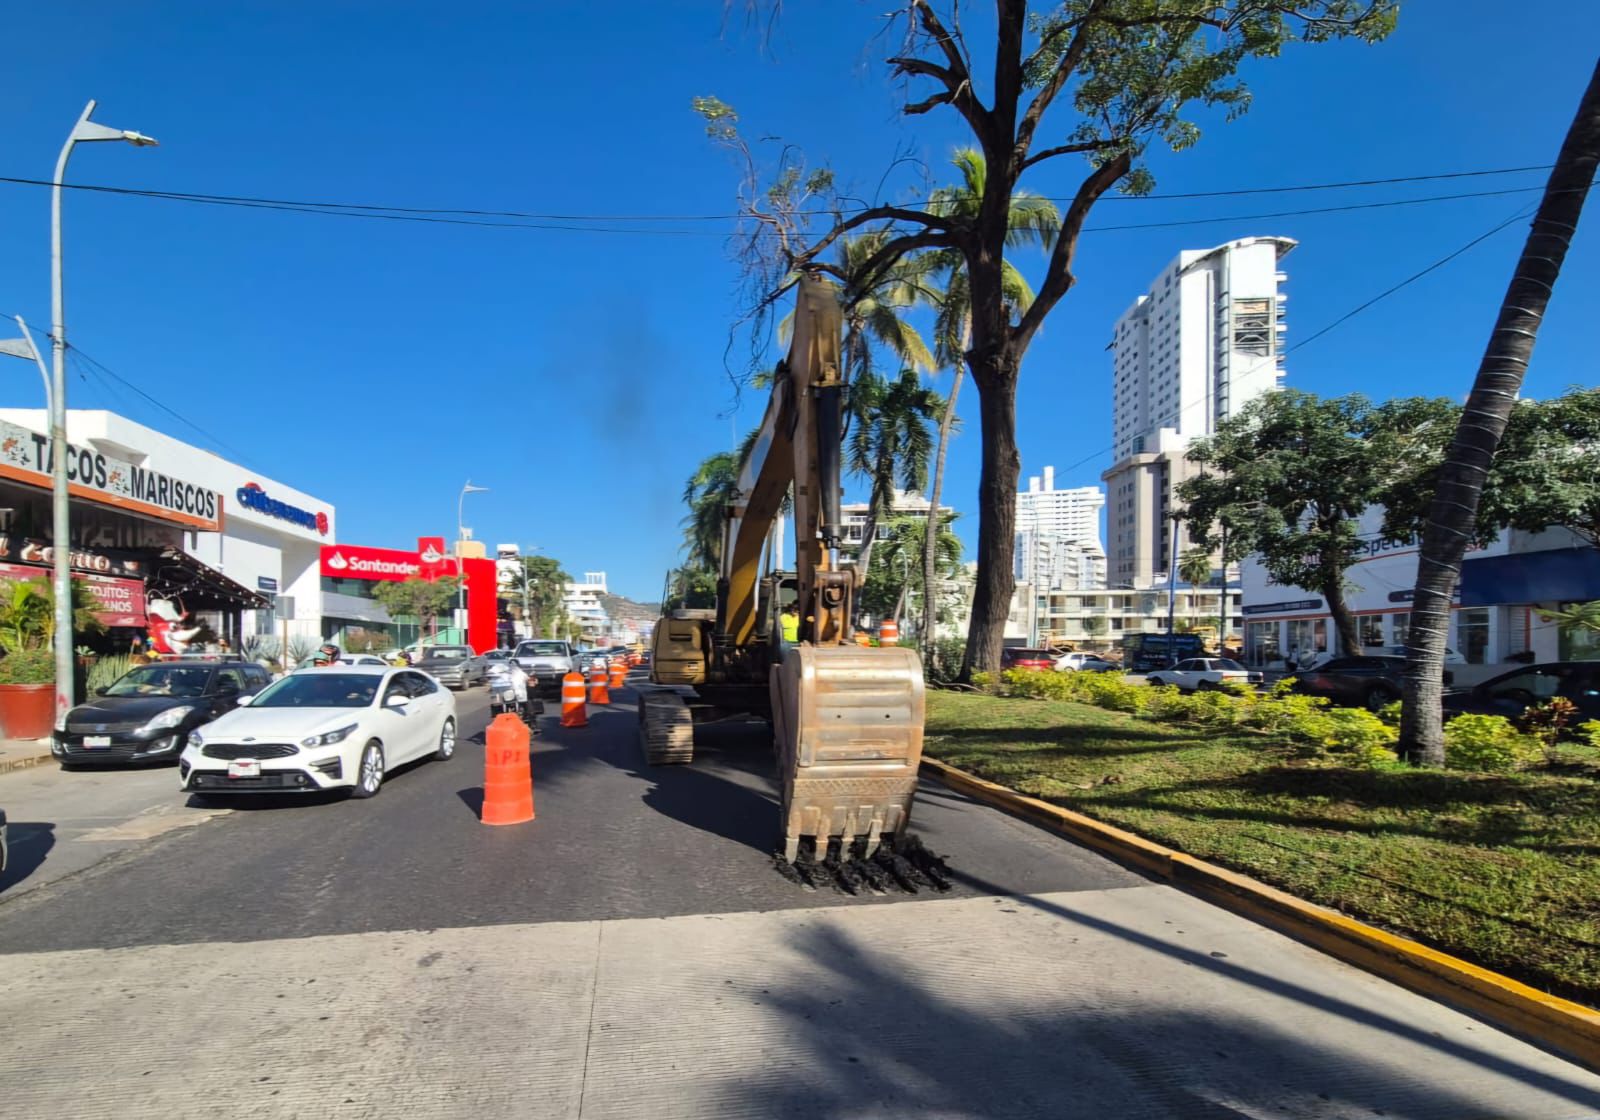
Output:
top-left (1147, 657), bottom-right (1263, 692)
top-left (1000, 648), bottom-right (1057, 671)
top-left (337, 654), bottom-right (391, 667)
top-left (1288, 655), bottom-right (1454, 711)
top-left (513, 639), bottom-right (577, 697)
top-left (411, 644), bottom-right (486, 690)
top-left (180, 666), bottom-right (457, 798)
top-left (1443, 662), bottom-right (1600, 721)
top-left (53, 661), bottom-right (274, 768)
top-left (574, 648), bottom-right (611, 674)
top-left (1055, 652), bottom-right (1119, 673)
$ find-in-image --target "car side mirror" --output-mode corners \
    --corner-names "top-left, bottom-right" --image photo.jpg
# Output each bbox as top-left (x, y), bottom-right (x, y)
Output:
top-left (233, 693), bottom-right (253, 707)
top-left (385, 693), bottom-right (408, 709)
top-left (93, 685), bottom-right (109, 697)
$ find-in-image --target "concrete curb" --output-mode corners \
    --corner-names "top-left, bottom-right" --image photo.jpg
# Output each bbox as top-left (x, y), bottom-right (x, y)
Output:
top-left (921, 755), bottom-right (1600, 1073)
top-left (0, 744), bottom-right (54, 776)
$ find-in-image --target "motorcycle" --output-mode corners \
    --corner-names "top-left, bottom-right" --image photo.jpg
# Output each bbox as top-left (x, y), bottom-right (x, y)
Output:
top-left (486, 662), bottom-right (541, 725)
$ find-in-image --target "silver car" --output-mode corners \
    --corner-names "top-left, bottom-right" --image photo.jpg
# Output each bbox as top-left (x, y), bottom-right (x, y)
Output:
top-left (412, 645), bottom-right (486, 690)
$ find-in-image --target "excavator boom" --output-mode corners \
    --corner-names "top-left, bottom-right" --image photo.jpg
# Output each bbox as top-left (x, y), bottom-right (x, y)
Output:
top-left (646, 275), bottom-right (929, 869)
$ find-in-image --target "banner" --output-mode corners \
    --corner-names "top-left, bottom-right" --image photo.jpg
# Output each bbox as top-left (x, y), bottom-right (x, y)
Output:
top-left (417, 537), bottom-right (451, 581)
top-left (320, 544), bottom-right (423, 582)
top-left (0, 561), bottom-right (147, 627)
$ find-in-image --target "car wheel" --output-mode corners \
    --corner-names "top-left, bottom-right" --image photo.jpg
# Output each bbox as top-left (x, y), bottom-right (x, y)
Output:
top-left (351, 741), bottom-right (385, 799)
top-left (1197, 680), bottom-right (1219, 692)
top-left (1364, 686), bottom-right (1399, 712)
top-left (434, 718), bottom-right (456, 761)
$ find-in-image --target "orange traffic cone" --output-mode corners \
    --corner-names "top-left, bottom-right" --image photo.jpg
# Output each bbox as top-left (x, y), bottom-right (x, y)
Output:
top-left (481, 713), bottom-right (534, 826)
top-left (608, 657), bottom-right (627, 692)
top-left (560, 671), bottom-right (588, 728)
top-left (880, 619), bottom-right (900, 646)
top-left (588, 662), bottom-right (610, 705)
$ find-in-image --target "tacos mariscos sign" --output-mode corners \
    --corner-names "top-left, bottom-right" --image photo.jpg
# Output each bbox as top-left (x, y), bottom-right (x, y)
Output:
top-left (0, 418), bottom-right (223, 531)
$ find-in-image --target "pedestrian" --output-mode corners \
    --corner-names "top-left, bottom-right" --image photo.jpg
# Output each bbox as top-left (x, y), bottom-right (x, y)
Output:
top-left (780, 602), bottom-right (800, 644)
top-left (217, 637), bottom-right (231, 655)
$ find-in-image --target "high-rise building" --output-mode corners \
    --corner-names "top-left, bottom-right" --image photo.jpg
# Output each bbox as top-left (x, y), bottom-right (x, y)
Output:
top-left (1012, 466), bottom-right (1106, 591)
top-left (838, 489), bottom-right (952, 565)
top-left (1103, 236), bottom-right (1294, 588)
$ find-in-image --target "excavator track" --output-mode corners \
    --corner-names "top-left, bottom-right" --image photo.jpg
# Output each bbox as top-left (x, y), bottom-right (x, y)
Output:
top-left (638, 690), bottom-right (695, 765)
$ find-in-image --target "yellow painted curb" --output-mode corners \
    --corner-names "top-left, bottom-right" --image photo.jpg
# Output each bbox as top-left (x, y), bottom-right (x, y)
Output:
top-left (920, 755), bottom-right (1600, 1073)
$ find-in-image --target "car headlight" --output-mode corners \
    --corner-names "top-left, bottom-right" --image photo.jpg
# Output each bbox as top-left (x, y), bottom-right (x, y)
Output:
top-left (187, 730), bottom-right (205, 748)
top-left (141, 706), bottom-right (195, 733)
top-left (301, 723), bottom-right (359, 748)
top-left (55, 708), bottom-right (71, 733)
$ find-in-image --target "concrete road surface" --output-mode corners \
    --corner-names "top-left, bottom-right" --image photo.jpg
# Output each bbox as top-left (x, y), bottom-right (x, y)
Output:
top-left (1, 675), bottom-right (1597, 1118)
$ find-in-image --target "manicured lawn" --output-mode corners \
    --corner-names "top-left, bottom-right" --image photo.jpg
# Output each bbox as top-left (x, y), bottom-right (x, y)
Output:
top-left (924, 689), bottom-right (1600, 1007)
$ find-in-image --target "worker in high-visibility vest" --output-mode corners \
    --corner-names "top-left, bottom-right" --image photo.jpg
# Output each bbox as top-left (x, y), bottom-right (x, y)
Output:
top-left (780, 603), bottom-right (801, 644)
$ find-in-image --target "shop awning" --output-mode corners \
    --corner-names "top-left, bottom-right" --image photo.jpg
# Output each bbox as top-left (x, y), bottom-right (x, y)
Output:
top-left (1459, 547), bottom-right (1600, 607)
top-left (138, 547), bottom-right (271, 612)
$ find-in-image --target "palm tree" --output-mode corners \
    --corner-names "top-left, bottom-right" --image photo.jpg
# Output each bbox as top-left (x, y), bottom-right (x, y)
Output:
top-left (680, 451), bottom-right (740, 572)
top-left (863, 513), bottom-right (964, 633)
top-left (1178, 548), bottom-right (1213, 589)
top-left (848, 369), bottom-right (944, 576)
top-left (919, 149), bottom-right (1060, 658)
top-left (1401, 61), bottom-right (1600, 766)
top-left (782, 233), bottom-right (936, 384)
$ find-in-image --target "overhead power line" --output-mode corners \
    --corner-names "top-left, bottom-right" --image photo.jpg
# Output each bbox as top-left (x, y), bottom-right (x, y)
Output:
top-left (0, 162), bottom-right (1556, 233)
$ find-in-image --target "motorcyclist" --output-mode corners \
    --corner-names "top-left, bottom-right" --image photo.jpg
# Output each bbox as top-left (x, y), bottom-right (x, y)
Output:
top-left (503, 657), bottom-right (531, 717)
top-left (310, 643), bottom-right (341, 667)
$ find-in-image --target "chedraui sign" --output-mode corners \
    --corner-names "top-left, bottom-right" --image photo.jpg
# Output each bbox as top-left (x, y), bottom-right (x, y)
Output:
top-left (0, 418), bottom-right (224, 532)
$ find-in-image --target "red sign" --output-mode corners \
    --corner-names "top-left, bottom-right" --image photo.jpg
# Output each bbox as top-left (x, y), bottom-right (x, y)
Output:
top-left (416, 536), bottom-right (451, 581)
top-left (0, 561), bottom-right (146, 627)
top-left (320, 544), bottom-right (423, 582)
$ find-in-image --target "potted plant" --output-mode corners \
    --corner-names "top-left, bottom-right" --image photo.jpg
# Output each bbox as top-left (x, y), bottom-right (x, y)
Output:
top-left (0, 576), bottom-right (106, 739)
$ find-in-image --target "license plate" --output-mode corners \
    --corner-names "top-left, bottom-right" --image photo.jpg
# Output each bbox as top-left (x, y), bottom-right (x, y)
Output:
top-left (83, 735), bottom-right (112, 748)
top-left (227, 759), bottom-right (261, 779)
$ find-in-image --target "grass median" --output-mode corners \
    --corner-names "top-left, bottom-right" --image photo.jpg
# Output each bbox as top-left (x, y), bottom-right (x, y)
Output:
top-left (924, 688), bottom-right (1600, 1007)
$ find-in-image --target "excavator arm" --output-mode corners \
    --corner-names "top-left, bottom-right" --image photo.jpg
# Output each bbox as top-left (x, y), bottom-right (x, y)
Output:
top-left (647, 275), bottom-right (928, 869)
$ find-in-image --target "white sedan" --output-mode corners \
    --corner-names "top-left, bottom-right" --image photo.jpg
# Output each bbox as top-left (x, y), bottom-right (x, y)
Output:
top-left (179, 665), bottom-right (457, 799)
top-left (1146, 657), bottom-right (1263, 692)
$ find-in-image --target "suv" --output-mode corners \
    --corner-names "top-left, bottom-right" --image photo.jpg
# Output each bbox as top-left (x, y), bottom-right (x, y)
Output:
top-left (54, 661), bottom-right (273, 767)
top-left (1055, 652), bottom-right (1119, 673)
top-left (1287, 655), bottom-right (1451, 711)
top-left (513, 639), bottom-right (577, 697)
top-left (1444, 662), bottom-right (1600, 721)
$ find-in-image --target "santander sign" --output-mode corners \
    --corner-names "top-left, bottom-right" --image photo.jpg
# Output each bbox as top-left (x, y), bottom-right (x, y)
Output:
top-left (320, 544), bottom-right (422, 582)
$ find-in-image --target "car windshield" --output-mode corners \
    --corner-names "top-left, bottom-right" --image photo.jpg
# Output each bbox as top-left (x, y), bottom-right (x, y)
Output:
top-left (423, 646), bottom-right (472, 660)
top-left (1213, 659), bottom-right (1246, 671)
top-left (105, 665), bottom-right (212, 698)
top-left (251, 672), bottom-right (380, 708)
top-left (517, 642), bottom-right (568, 656)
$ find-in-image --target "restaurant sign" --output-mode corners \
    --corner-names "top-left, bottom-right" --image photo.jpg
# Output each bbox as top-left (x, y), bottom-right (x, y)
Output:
top-left (0, 418), bottom-right (224, 531)
top-left (0, 560), bottom-right (147, 627)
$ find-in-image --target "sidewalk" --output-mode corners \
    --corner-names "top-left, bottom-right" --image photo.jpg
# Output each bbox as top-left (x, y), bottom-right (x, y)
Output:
top-left (0, 737), bottom-right (53, 776)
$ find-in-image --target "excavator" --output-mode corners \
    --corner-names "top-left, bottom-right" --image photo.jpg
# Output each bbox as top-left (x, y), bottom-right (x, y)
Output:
top-left (643, 275), bottom-right (943, 888)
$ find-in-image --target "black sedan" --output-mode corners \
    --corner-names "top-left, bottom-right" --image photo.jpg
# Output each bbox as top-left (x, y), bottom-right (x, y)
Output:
top-left (1289, 655), bottom-right (1453, 711)
top-left (1443, 662), bottom-right (1600, 721)
top-left (53, 661), bottom-right (273, 767)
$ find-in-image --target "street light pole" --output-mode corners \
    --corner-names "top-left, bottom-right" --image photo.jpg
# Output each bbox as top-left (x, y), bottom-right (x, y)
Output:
top-left (455, 481), bottom-right (488, 641)
top-left (48, 100), bottom-right (157, 725)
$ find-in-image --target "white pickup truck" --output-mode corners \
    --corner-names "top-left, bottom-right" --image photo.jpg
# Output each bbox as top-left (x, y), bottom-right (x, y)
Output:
top-left (512, 639), bottom-right (576, 697)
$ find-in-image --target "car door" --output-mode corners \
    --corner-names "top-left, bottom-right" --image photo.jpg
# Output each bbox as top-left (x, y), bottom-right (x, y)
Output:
top-left (212, 667), bottom-right (250, 717)
top-left (403, 671), bottom-right (446, 738)
top-left (375, 673), bottom-right (427, 764)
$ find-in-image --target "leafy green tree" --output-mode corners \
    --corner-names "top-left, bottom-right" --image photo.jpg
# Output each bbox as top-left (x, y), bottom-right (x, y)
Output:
top-left (748, 0), bottom-right (1395, 679)
top-left (848, 369), bottom-right (945, 575)
top-left (1179, 390), bottom-right (1454, 658)
top-left (506, 555), bottom-right (572, 638)
top-left (1482, 388), bottom-right (1600, 550)
top-left (371, 577), bottom-right (460, 644)
top-left (1402, 66), bottom-right (1600, 766)
top-left (920, 148), bottom-right (1057, 655)
top-left (1178, 548), bottom-right (1213, 589)
top-left (0, 576), bottom-right (105, 651)
top-left (680, 451), bottom-right (740, 571)
top-left (861, 514), bottom-right (964, 632)
top-left (1079, 613), bottom-right (1107, 638)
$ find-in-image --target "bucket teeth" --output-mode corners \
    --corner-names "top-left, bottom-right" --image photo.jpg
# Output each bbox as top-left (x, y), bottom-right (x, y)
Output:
top-left (776, 834), bottom-right (951, 895)
top-left (638, 692), bottom-right (694, 765)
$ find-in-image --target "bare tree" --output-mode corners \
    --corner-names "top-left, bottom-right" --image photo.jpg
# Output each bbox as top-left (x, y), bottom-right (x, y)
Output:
top-left (1399, 60), bottom-right (1600, 766)
top-left (715, 1), bottom-right (1396, 678)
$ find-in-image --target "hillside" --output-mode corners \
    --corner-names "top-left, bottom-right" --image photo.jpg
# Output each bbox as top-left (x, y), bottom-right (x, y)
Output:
top-left (601, 593), bottom-right (660, 627)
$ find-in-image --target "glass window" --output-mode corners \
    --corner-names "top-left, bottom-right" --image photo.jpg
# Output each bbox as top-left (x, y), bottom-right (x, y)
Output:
top-left (1213, 659), bottom-right (1245, 671)
top-left (1359, 615), bottom-right (1385, 647)
top-left (1390, 612), bottom-right (1410, 647)
top-left (405, 672), bottom-right (438, 695)
top-left (214, 668), bottom-right (248, 692)
top-left (1486, 667), bottom-right (1566, 703)
top-left (106, 666), bottom-right (212, 698)
top-left (1556, 602), bottom-right (1600, 661)
top-left (1456, 608), bottom-right (1491, 665)
top-left (254, 673), bottom-right (380, 708)
top-left (1246, 621), bottom-right (1280, 667)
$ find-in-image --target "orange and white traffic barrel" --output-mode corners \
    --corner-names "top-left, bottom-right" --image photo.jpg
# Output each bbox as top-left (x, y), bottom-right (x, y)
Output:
top-left (879, 619), bottom-right (900, 647)
top-left (608, 657), bottom-right (627, 692)
top-left (560, 671), bottom-right (588, 728)
top-left (588, 662), bottom-right (610, 705)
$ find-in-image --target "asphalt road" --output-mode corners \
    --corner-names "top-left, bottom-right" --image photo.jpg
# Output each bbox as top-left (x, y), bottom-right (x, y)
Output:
top-left (0, 676), bottom-right (1138, 953)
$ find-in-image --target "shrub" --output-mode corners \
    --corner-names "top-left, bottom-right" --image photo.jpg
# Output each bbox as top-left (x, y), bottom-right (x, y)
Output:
top-left (1579, 720), bottom-right (1600, 750)
top-left (1519, 697), bottom-right (1578, 748)
top-left (1444, 714), bottom-right (1543, 773)
top-left (1376, 700), bottom-right (1403, 728)
top-left (87, 654), bottom-right (132, 693)
top-left (969, 670), bottom-right (996, 693)
top-left (1074, 672), bottom-right (1147, 713)
top-left (0, 647), bottom-right (56, 684)
top-left (1320, 708), bottom-right (1399, 765)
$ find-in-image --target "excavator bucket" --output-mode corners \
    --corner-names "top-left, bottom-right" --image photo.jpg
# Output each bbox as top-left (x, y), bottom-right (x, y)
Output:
top-left (771, 644), bottom-right (926, 867)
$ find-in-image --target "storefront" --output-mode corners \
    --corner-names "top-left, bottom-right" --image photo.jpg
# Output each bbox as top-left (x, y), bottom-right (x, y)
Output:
top-left (0, 409), bottom-right (335, 651)
top-left (320, 538), bottom-right (497, 653)
top-left (1239, 508), bottom-right (1595, 681)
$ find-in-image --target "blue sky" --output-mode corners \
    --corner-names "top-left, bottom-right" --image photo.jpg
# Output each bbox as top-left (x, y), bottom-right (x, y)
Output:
top-left (1, 2), bottom-right (1595, 600)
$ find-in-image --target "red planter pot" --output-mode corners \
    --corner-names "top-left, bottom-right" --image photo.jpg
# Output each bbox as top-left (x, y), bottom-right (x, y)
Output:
top-left (0, 683), bottom-right (55, 740)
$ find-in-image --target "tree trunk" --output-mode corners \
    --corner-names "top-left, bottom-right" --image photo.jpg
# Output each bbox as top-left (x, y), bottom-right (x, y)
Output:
top-left (1400, 60), bottom-right (1600, 766)
top-left (922, 364), bottom-right (964, 651)
top-left (853, 478), bottom-right (889, 591)
top-left (961, 355), bottom-right (1020, 678)
top-left (1323, 572), bottom-right (1362, 660)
